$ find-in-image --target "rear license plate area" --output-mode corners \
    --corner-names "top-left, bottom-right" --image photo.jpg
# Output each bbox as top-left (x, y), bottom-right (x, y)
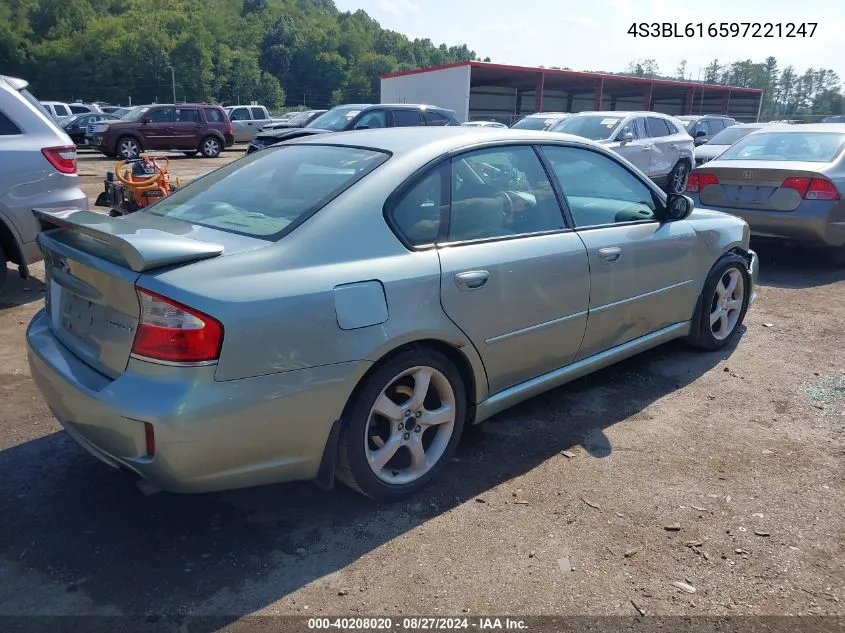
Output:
top-left (59, 290), bottom-right (101, 346)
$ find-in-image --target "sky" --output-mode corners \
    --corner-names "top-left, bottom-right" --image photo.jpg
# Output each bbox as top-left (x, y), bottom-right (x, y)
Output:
top-left (333, 0), bottom-right (845, 81)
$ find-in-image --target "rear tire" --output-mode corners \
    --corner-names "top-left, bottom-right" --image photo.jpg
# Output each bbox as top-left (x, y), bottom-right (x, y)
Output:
top-left (686, 253), bottom-right (751, 351)
top-left (666, 160), bottom-right (691, 194)
top-left (0, 244), bottom-right (8, 292)
top-left (117, 136), bottom-right (141, 160)
top-left (199, 136), bottom-right (222, 158)
top-left (336, 347), bottom-right (466, 502)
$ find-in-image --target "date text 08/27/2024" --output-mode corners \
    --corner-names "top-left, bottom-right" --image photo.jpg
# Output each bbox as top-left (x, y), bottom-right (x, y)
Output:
top-left (628, 22), bottom-right (817, 38)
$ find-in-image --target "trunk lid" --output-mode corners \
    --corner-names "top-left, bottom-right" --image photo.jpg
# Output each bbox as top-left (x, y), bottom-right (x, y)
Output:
top-left (696, 161), bottom-right (829, 212)
top-left (35, 208), bottom-right (264, 378)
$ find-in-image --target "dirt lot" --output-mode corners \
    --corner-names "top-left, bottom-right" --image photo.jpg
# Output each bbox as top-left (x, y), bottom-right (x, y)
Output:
top-left (0, 150), bottom-right (843, 621)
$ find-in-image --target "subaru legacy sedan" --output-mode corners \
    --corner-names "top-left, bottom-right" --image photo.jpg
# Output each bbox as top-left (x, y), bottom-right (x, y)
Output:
top-left (27, 127), bottom-right (758, 502)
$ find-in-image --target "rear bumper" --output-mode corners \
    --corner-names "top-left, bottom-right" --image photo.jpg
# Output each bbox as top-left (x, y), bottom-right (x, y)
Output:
top-left (27, 309), bottom-right (371, 494)
top-left (691, 198), bottom-right (845, 247)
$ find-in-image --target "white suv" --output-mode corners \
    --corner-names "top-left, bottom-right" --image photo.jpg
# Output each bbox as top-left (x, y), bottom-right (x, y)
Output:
top-left (551, 111), bottom-right (695, 194)
top-left (0, 76), bottom-right (88, 291)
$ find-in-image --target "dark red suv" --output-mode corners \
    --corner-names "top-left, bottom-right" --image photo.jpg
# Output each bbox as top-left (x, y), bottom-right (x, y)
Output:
top-left (91, 103), bottom-right (235, 159)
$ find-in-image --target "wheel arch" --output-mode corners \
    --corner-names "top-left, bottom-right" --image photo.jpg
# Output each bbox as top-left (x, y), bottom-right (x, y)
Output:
top-left (314, 337), bottom-right (484, 490)
top-left (0, 216), bottom-right (23, 267)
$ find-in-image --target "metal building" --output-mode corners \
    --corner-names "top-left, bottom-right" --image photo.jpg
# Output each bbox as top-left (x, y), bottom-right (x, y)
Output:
top-left (380, 61), bottom-right (764, 124)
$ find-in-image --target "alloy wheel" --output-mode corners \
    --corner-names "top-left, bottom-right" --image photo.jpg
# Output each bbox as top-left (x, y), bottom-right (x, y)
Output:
top-left (709, 268), bottom-right (745, 340)
top-left (364, 366), bottom-right (456, 485)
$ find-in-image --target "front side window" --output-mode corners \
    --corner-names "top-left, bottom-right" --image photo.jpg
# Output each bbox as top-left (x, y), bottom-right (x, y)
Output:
top-left (355, 109), bottom-right (387, 129)
top-left (146, 145), bottom-right (388, 240)
top-left (448, 145), bottom-right (564, 242)
top-left (250, 107), bottom-right (266, 119)
top-left (149, 108), bottom-right (174, 123)
top-left (229, 107), bottom-right (250, 121)
top-left (56, 105), bottom-right (71, 117)
top-left (542, 145), bottom-right (657, 228)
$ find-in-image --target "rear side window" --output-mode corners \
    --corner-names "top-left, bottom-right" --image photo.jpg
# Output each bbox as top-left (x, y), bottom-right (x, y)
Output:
top-left (146, 145), bottom-right (389, 240)
top-left (250, 107), bottom-right (266, 119)
top-left (56, 105), bottom-right (71, 117)
top-left (423, 111), bottom-right (452, 126)
top-left (205, 108), bottom-right (224, 123)
top-left (0, 111), bottom-right (22, 135)
top-left (392, 109), bottom-right (424, 127)
top-left (176, 108), bottom-right (201, 123)
top-left (390, 169), bottom-right (445, 246)
top-left (646, 117), bottom-right (672, 137)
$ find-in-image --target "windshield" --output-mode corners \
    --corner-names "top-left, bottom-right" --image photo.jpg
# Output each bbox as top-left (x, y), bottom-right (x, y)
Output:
top-left (286, 111), bottom-right (311, 125)
top-left (511, 116), bottom-right (556, 131)
top-left (707, 126), bottom-right (758, 146)
top-left (146, 144), bottom-right (389, 240)
top-left (113, 107), bottom-right (130, 118)
top-left (306, 106), bottom-right (365, 131)
top-left (680, 119), bottom-right (695, 130)
top-left (552, 115), bottom-right (622, 140)
top-left (717, 132), bottom-right (845, 163)
top-left (122, 106), bottom-right (150, 122)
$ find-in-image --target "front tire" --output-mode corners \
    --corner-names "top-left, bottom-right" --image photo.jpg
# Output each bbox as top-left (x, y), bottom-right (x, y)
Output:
top-left (116, 136), bottom-right (141, 160)
top-left (687, 253), bottom-right (751, 350)
top-left (336, 347), bottom-right (466, 502)
top-left (666, 160), bottom-right (691, 194)
top-left (199, 136), bottom-right (222, 158)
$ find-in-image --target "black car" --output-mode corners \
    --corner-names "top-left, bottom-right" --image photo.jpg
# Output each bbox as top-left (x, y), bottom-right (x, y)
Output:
top-left (246, 103), bottom-right (460, 154)
top-left (676, 115), bottom-right (737, 146)
top-left (63, 112), bottom-right (120, 146)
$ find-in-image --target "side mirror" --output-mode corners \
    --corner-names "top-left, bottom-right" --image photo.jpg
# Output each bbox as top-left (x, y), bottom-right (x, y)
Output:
top-left (142, 117), bottom-right (151, 124)
top-left (619, 131), bottom-right (634, 144)
top-left (663, 193), bottom-right (694, 221)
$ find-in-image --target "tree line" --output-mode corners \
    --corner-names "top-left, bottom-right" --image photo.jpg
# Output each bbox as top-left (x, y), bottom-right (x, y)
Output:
top-left (0, 0), bottom-right (485, 109)
top-left (624, 57), bottom-right (843, 119)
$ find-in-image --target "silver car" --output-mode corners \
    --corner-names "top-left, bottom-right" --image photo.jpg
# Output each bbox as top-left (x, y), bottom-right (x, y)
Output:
top-left (694, 123), bottom-right (777, 166)
top-left (27, 127), bottom-right (758, 502)
top-left (686, 123), bottom-right (845, 262)
top-left (511, 112), bottom-right (571, 131)
top-left (0, 75), bottom-right (88, 291)
top-left (551, 111), bottom-right (695, 194)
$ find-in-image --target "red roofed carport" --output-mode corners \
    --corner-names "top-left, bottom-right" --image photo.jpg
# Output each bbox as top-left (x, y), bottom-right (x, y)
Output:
top-left (380, 61), bottom-right (763, 125)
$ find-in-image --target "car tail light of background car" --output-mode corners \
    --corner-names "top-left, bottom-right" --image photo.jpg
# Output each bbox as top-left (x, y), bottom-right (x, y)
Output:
top-left (131, 288), bottom-right (224, 364)
top-left (686, 173), bottom-right (719, 193)
top-left (42, 146), bottom-right (78, 174)
top-left (780, 177), bottom-right (841, 201)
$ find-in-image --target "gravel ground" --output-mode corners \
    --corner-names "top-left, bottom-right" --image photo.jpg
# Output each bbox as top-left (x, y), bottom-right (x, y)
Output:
top-left (0, 151), bottom-right (843, 622)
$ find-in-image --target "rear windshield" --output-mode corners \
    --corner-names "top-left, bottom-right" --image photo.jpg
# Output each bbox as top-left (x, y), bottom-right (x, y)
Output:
top-left (145, 144), bottom-right (389, 239)
top-left (707, 126), bottom-right (759, 145)
top-left (717, 131), bottom-right (845, 163)
top-left (551, 115), bottom-right (622, 140)
top-left (511, 116), bottom-right (554, 131)
top-left (307, 106), bottom-right (366, 131)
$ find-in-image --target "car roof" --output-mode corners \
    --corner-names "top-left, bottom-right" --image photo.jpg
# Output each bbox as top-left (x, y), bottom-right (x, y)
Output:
top-left (292, 126), bottom-right (601, 157)
top-left (748, 123), bottom-right (845, 134)
top-left (677, 114), bottom-right (733, 120)
top-left (571, 111), bottom-right (672, 117)
top-left (375, 103), bottom-right (454, 112)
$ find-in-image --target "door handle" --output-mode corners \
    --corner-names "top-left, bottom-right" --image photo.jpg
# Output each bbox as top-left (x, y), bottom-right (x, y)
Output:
top-left (598, 247), bottom-right (622, 263)
top-left (454, 270), bottom-right (490, 291)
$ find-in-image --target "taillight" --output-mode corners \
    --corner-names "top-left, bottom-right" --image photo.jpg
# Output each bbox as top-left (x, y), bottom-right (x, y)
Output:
top-left (781, 176), bottom-right (840, 201)
top-left (42, 145), bottom-right (77, 174)
top-left (131, 288), bottom-right (223, 364)
top-left (144, 422), bottom-right (156, 456)
top-left (686, 173), bottom-right (719, 193)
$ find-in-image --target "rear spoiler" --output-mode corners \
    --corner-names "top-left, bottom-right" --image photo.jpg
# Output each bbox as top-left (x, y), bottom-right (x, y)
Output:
top-left (33, 208), bottom-right (224, 273)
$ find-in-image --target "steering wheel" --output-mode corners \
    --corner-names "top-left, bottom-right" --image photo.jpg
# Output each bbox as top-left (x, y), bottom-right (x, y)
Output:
top-left (498, 190), bottom-right (516, 218)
